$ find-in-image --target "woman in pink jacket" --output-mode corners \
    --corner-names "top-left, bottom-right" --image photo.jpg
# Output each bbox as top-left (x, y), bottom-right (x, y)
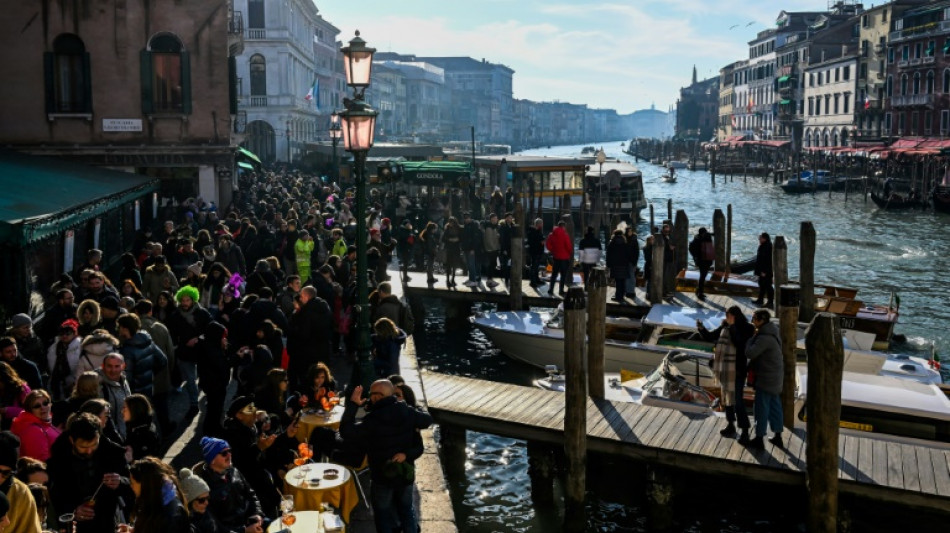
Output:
top-left (11, 390), bottom-right (60, 461)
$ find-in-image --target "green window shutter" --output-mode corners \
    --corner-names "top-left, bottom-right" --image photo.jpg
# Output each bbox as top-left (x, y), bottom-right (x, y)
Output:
top-left (82, 52), bottom-right (93, 113)
top-left (140, 49), bottom-right (153, 114)
top-left (181, 51), bottom-right (192, 115)
top-left (44, 52), bottom-right (55, 114)
top-left (229, 56), bottom-right (238, 115)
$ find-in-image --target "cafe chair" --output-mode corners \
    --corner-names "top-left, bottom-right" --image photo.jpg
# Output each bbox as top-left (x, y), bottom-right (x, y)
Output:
top-left (348, 456), bottom-right (372, 517)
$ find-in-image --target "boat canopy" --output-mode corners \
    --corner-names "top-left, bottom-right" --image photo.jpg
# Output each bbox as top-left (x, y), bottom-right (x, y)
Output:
top-left (396, 160), bottom-right (473, 185)
top-left (642, 304), bottom-right (725, 331)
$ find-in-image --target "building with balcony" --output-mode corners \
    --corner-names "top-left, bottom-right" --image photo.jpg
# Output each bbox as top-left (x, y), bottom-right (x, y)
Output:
top-left (884, 1), bottom-right (950, 137)
top-left (718, 62), bottom-right (738, 141)
top-left (0, 0), bottom-right (241, 207)
top-left (235, 0), bottom-right (345, 163)
top-left (803, 50), bottom-right (859, 146)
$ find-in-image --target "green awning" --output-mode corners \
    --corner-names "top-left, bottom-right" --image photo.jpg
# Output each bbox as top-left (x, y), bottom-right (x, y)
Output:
top-left (777, 76), bottom-right (790, 83)
top-left (0, 150), bottom-right (159, 246)
top-left (780, 99), bottom-right (791, 105)
top-left (397, 161), bottom-right (473, 185)
top-left (943, 41), bottom-right (950, 53)
top-left (237, 146), bottom-right (262, 164)
top-left (237, 161), bottom-right (255, 170)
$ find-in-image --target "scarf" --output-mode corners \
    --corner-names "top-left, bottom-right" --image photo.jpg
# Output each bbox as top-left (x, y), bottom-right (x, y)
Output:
top-left (714, 327), bottom-right (738, 407)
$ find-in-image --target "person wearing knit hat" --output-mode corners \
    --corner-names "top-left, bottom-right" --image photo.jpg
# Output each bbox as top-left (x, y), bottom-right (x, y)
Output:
top-left (178, 467), bottom-right (211, 503)
top-left (194, 436), bottom-right (264, 532)
top-left (199, 436), bottom-right (230, 466)
top-left (9, 315), bottom-right (31, 330)
top-left (186, 261), bottom-right (204, 277)
top-left (179, 467), bottom-right (221, 532)
top-left (48, 320), bottom-right (83, 400)
top-left (166, 284), bottom-right (211, 418)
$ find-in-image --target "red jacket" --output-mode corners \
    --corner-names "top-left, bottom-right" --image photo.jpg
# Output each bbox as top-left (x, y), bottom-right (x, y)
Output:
top-left (11, 410), bottom-right (61, 461)
top-left (546, 226), bottom-right (573, 260)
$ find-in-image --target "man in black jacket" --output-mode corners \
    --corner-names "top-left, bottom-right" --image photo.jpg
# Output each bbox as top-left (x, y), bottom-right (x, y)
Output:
top-left (286, 286), bottom-right (332, 389)
top-left (165, 286), bottom-right (212, 418)
top-left (341, 380), bottom-right (433, 533)
top-left (0, 337), bottom-right (42, 392)
top-left (753, 232), bottom-right (774, 307)
top-left (195, 436), bottom-right (266, 533)
top-left (526, 218), bottom-right (546, 287)
top-left (117, 313), bottom-right (168, 397)
top-left (47, 413), bottom-right (132, 533)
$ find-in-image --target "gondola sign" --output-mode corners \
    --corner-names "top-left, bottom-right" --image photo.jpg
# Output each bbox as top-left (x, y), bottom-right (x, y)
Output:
top-left (413, 172), bottom-right (445, 183)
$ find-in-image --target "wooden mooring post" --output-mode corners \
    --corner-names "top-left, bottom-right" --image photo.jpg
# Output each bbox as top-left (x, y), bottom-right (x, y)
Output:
top-left (649, 231), bottom-right (665, 304)
top-left (509, 204), bottom-right (525, 310)
top-left (799, 222), bottom-right (816, 323)
top-left (779, 284), bottom-right (800, 429)
top-left (563, 287), bottom-right (587, 532)
top-left (772, 236), bottom-right (788, 315)
top-left (805, 313), bottom-right (845, 533)
top-left (527, 441), bottom-right (556, 505)
top-left (440, 423), bottom-right (467, 477)
top-left (587, 268), bottom-right (607, 399)
top-left (712, 209), bottom-right (726, 273)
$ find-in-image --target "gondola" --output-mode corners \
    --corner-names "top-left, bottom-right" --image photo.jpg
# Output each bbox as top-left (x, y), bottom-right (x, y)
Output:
top-left (933, 185), bottom-right (950, 214)
top-left (870, 190), bottom-right (926, 210)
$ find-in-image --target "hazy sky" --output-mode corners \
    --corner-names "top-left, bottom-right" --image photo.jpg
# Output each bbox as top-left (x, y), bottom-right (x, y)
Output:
top-left (318, 0), bottom-right (837, 114)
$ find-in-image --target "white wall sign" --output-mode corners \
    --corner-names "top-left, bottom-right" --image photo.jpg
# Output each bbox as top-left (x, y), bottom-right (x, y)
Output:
top-left (103, 119), bottom-right (143, 132)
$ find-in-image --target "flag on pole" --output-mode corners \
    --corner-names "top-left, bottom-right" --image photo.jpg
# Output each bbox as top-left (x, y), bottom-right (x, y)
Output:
top-left (305, 79), bottom-right (319, 108)
top-left (864, 94), bottom-right (870, 110)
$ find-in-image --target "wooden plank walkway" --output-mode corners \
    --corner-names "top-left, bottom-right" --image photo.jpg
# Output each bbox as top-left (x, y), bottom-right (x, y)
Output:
top-left (419, 372), bottom-right (950, 513)
top-left (401, 272), bottom-right (761, 318)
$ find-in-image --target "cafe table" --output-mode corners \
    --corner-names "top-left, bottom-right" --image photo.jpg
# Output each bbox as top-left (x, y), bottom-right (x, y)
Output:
top-left (266, 510), bottom-right (345, 532)
top-left (297, 405), bottom-right (344, 442)
top-left (283, 462), bottom-right (358, 522)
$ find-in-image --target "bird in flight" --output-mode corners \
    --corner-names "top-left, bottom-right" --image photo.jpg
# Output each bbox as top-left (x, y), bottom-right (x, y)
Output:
top-left (729, 24), bottom-right (739, 29)
top-left (746, 21), bottom-right (755, 26)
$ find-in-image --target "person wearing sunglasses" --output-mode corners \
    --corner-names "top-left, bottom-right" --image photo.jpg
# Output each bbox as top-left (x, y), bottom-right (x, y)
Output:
top-left (179, 466), bottom-right (225, 533)
top-left (11, 390), bottom-right (60, 461)
top-left (194, 436), bottom-right (266, 533)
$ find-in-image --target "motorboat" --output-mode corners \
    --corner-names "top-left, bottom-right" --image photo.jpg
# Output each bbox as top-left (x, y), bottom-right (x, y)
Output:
top-left (780, 169), bottom-right (843, 193)
top-left (667, 160), bottom-right (687, 169)
top-left (473, 303), bottom-right (941, 383)
top-left (535, 350), bottom-right (718, 415)
top-left (583, 160), bottom-right (646, 221)
top-left (660, 173), bottom-right (677, 183)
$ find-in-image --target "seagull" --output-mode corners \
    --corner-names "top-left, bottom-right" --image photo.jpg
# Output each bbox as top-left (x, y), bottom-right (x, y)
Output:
top-left (729, 24), bottom-right (739, 29)
top-left (746, 21), bottom-right (755, 26)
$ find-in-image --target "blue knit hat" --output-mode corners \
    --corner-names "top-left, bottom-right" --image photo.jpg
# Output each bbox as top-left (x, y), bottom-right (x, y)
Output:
top-left (200, 436), bottom-right (229, 465)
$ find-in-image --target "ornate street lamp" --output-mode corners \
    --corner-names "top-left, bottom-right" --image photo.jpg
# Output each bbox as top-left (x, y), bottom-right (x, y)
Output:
top-left (329, 112), bottom-right (342, 183)
top-left (339, 31), bottom-right (379, 392)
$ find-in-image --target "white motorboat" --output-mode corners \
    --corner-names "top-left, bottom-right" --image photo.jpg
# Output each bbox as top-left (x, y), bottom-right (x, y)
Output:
top-left (660, 173), bottom-right (677, 183)
top-left (667, 160), bottom-right (688, 169)
top-left (472, 304), bottom-right (943, 384)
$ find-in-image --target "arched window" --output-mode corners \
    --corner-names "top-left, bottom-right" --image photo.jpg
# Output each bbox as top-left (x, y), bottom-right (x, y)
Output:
top-left (887, 75), bottom-right (893, 97)
top-left (142, 33), bottom-right (190, 114)
top-left (841, 129), bottom-right (850, 146)
top-left (250, 55), bottom-right (267, 96)
top-left (901, 74), bottom-right (908, 95)
top-left (45, 34), bottom-right (91, 114)
top-left (943, 69), bottom-right (950, 93)
top-left (927, 70), bottom-right (935, 94)
top-left (913, 72), bottom-right (921, 94)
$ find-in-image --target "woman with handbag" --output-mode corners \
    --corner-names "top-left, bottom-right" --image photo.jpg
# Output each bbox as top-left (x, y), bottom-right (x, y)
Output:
top-left (697, 306), bottom-right (754, 442)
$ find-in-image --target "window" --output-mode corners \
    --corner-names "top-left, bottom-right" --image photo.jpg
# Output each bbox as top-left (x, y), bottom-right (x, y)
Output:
top-left (844, 66), bottom-right (850, 80)
top-left (810, 73), bottom-right (815, 87)
top-left (834, 95), bottom-right (840, 114)
top-left (249, 54), bottom-right (267, 96)
top-left (942, 110), bottom-right (949, 134)
top-left (913, 72), bottom-right (921, 95)
top-left (882, 9), bottom-right (887, 22)
top-left (816, 98), bottom-right (821, 115)
top-left (888, 75), bottom-right (893, 97)
top-left (915, 43), bottom-right (922, 59)
top-left (945, 70), bottom-right (950, 93)
top-left (898, 113), bottom-right (905, 133)
top-left (885, 112), bottom-right (892, 133)
top-left (925, 111), bottom-right (932, 133)
top-left (835, 68), bottom-right (841, 82)
top-left (902, 46), bottom-right (909, 61)
top-left (248, 0), bottom-right (264, 29)
top-left (844, 94), bottom-right (850, 114)
top-left (927, 71), bottom-right (935, 94)
top-left (808, 98), bottom-right (814, 116)
top-left (141, 33), bottom-right (190, 114)
top-left (911, 112), bottom-right (918, 134)
top-left (901, 74), bottom-right (908, 95)
top-left (888, 47), bottom-right (894, 64)
top-left (44, 34), bottom-right (91, 114)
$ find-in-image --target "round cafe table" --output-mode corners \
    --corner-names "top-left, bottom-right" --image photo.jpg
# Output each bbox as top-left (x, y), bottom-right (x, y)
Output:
top-left (283, 463), bottom-right (358, 522)
top-left (267, 510), bottom-right (345, 532)
top-left (297, 405), bottom-right (344, 443)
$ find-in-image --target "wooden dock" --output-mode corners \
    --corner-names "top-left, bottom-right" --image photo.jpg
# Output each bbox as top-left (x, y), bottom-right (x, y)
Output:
top-left (401, 272), bottom-right (764, 318)
top-left (418, 372), bottom-right (950, 513)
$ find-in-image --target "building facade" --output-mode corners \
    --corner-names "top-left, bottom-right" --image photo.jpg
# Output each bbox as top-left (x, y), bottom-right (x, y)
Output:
top-left (885, 1), bottom-right (950, 138)
top-left (236, 0), bottom-right (345, 163)
top-left (676, 68), bottom-right (719, 141)
top-left (0, 0), bottom-right (242, 206)
top-left (803, 51), bottom-right (859, 146)
top-left (718, 62), bottom-right (738, 140)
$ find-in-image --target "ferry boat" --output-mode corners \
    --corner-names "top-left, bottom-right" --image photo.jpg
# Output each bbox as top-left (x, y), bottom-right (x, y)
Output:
top-left (581, 146), bottom-right (597, 156)
top-left (583, 160), bottom-right (646, 221)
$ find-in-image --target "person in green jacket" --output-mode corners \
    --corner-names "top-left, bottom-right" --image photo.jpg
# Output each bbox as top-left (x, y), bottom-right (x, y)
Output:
top-left (330, 228), bottom-right (348, 259)
top-left (294, 231), bottom-right (315, 283)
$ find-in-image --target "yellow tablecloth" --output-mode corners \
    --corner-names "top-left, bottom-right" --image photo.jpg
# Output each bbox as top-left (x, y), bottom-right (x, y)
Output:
top-left (267, 510), bottom-right (345, 532)
top-left (283, 463), bottom-right (358, 522)
top-left (297, 406), bottom-right (343, 443)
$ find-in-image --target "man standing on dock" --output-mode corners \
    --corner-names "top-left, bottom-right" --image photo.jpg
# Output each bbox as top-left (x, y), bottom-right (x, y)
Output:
top-left (545, 221), bottom-right (573, 296)
top-left (526, 218), bottom-right (546, 288)
top-left (753, 232), bottom-right (774, 307)
top-left (461, 213), bottom-right (483, 287)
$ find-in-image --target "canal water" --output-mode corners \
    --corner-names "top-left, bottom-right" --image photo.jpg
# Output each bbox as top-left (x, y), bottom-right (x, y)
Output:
top-left (413, 142), bottom-right (950, 532)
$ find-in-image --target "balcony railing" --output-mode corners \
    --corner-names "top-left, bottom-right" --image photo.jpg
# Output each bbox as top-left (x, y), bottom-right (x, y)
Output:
top-left (248, 95), bottom-right (269, 107)
top-left (889, 20), bottom-right (950, 42)
top-left (890, 93), bottom-right (934, 108)
top-left (247, 28), bottom-right (266, 39)
top-left (923, 56), bottom-right (936, 64)
top-left (242, 94), bottom-right (316, 109)
top-left (229, 11), bottom-right (244, 34)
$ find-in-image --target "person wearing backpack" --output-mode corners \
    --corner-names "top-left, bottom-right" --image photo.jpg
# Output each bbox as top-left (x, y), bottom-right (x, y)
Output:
top-left (688, 227), bottom-right (715, 300)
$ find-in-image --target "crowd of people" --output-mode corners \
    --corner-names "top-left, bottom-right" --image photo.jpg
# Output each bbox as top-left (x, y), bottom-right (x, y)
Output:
top-left (0, 171), bottom-right (454, 532)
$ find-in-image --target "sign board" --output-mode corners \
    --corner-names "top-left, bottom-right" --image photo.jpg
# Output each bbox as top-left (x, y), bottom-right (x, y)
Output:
top-left (102, 119), bottom-right (143, 132)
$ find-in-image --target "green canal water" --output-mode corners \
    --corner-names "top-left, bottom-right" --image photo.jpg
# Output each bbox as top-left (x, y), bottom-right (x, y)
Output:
top-left (413, 142), bottom-right (950, 532)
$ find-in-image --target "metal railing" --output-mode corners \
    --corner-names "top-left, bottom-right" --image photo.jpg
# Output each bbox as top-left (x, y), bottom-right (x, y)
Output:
top-left (229, 11), bottom-right (244, 34)
top-left (248, 95), bottom-right (269, 107)
top-left (247, 28), bottom-right (266, 39)
top-left (890, 94), bottom-right (934, 107)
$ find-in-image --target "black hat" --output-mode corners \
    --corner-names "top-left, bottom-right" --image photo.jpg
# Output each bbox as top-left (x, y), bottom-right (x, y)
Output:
top-left (100, 295), bottom-right (120, 311)
top-left (227, 395), bottom-right (256, 418)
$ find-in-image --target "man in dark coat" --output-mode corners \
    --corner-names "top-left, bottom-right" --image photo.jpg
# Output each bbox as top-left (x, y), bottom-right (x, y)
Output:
top-left (47, 413), bottom-right (132, 533)
top-left (286, 286), bottom-right (333, 390)
top-left (221, 397), bottom-right (278, 518)
top-left (605, 229), bottom-right (631, 302)
top-left (688, 227), bottom-right (715, 300)
top-left (526, 218), bottom-right (546, 287)
top-left (460, 213), bottom-right (483, 286)
top-left (753, 232), bottom-right (774, 306)
top-left (0, 337), bottom-right (43, 392)
top-left (116, 313), bottom-right (168, 397)
top-left (166, 286), bottom-right (212, 418)
top-left (341, 380), bottom-right (433, 533)
top-left (41, 289), bottom-right (78, 345)
top-left (4, 314), bottom-right (48, 383)
top-left (194, 436), bottom-right (266, 533)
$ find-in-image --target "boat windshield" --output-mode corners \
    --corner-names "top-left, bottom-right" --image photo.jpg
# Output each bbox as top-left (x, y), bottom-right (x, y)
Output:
top-left (643, 305), bottom-right (725, 331)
